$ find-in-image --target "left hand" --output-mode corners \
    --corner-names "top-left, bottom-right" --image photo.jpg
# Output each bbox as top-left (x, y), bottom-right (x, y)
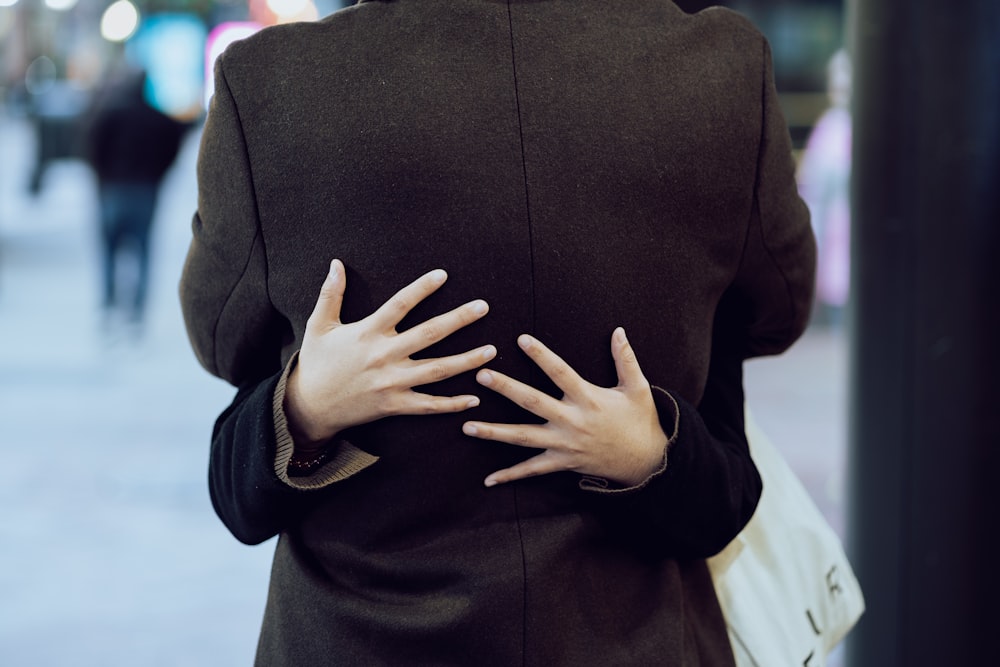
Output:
top-left (463, 328), bottom-right (669, 488)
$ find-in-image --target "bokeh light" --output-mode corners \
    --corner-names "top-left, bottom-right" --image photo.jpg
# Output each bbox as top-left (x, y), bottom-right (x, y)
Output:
top-left (44, 0), bottom-right (79, 11)
top-left (100, 0), bottom-right (140, 43)
top-left (266, 0), bottom-right (309, 17)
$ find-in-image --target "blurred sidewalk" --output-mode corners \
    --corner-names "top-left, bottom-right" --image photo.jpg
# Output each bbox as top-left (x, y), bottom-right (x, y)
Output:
top-left (0, 113), bottom-right (848, 665)
top-left (0, 114), bottom-right (273, 666)
top-left (745, 325), bottom-right (848, 538)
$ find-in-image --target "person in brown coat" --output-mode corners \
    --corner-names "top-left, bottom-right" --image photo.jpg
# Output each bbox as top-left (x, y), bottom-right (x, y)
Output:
top-left (179, 0), bottom-right (815, 664)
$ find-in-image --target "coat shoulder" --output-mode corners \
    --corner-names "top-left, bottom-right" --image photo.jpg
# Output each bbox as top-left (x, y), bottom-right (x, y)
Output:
top-left (687, 5), bottom-right (767, 52)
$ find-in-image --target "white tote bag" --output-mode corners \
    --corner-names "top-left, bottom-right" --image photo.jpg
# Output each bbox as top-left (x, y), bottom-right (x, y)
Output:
top-left (708, 410), bottom-right (865, 667)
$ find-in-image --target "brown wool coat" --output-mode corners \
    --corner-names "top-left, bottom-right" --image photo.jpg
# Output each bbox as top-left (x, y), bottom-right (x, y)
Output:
top-left (180, 0), bottom-right (815, 664)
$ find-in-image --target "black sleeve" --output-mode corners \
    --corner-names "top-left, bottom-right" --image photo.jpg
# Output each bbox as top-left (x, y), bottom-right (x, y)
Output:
top-left (207, 372), bottom-right (325, 545)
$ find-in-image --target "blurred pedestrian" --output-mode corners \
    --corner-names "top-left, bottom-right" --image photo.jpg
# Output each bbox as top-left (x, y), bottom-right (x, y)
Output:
top-left (180, 1), bottom-right (815, 665)
top-left (84, 68), bottom-right (189, 338)
top-left (797, 49), bottom-right (852, 326)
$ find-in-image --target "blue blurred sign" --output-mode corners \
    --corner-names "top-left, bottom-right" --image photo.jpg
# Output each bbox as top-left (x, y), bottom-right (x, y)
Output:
top-left (126, 13), bottom-right (208, 119)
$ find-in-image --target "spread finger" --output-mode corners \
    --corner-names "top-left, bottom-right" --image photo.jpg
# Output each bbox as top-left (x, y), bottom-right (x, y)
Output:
top-left (476, 369), bottom-right (561, 420)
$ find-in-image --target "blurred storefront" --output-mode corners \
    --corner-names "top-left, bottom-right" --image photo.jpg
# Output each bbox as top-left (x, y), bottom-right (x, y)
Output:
top-left (4, 0), bottom-right (843, 128)
top-left (0, 0), bottom-right (351, 194)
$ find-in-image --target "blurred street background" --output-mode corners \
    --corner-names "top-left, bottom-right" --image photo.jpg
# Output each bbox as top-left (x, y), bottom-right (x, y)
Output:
top-left (1, 0), bottom-right (852, 664)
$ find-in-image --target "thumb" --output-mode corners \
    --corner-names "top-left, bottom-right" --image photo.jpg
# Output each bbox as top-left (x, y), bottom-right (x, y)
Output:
top-left (611, 327), bottom-right (647, 391)
top-left (308, 259), bottom-right (346, 331)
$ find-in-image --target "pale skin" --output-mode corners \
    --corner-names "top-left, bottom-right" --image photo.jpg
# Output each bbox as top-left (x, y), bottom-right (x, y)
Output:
top-left (284, 260), bottom-right (668, 488)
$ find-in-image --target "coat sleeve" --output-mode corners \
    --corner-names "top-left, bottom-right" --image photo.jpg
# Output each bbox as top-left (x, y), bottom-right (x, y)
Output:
top-left (179, 53), bottom-right (289, 387)
top-left (180, 55), bottom-right (313, 544)
top-left (205, 371), bottom-right (318, 545)
top-left (731, 38), bottom-right (817, 358)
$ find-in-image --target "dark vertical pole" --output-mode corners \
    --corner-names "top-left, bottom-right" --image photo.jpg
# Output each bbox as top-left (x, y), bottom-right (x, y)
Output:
top-left (846, 1), bottom-right (1000, 665)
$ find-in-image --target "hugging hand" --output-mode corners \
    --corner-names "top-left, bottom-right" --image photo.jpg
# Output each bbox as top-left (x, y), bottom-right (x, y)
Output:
top-left (463, 329), bottom-right (669, 488)
top-left (284, 260), bottom-right (497, 450)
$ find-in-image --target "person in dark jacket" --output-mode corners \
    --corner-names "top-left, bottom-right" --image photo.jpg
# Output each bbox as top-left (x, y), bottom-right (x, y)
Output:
top-left (179, 0), bottom-right (816, 664)
top-left (85, 69), bottom-right (188, 335)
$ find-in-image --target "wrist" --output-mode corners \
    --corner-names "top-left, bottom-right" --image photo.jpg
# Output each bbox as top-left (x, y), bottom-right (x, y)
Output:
top-left (284, 366), bottom-right (338, 444)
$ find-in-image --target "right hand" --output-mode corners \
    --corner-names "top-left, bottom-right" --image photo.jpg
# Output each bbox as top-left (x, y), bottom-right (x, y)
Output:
top-left (284, 259), bottom-right (496, 450)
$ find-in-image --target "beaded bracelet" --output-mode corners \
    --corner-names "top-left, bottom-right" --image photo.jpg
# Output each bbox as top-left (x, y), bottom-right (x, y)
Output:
top-left (287, 447), bottom-right (332, 477)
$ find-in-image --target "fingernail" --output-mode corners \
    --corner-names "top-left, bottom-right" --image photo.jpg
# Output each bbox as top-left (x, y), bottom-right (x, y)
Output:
top-left (615, 327), bottom-right (628, 345)
top-left (481, 345), bottom-right (497, 360)
top-left (518, 334), bottom-right (533, 349)
top-left (466, 396), bottom-right (480, 409)
top-left (328, 259), bottom-right (339, 278)
top-left (472, 300), bottom-right (488, 315)
top-left (484, 477), bottom-right (498, 488)
top-left (477, 370), bottom-right (493, 386)
top-left (463, 423), bottom-right (478, 436)
top-left (430, 269), bottom-right (447, 283)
